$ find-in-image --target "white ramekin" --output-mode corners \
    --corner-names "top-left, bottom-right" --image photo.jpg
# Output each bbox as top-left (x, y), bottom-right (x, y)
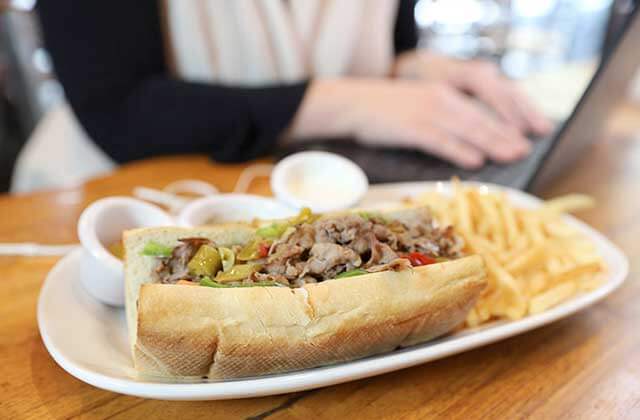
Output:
top-left (176, 193), bottom-right (297, 227)
top-left (270, 151), bottom-right (369, 213)
top-left (77, 197), bottom-right (173, 306)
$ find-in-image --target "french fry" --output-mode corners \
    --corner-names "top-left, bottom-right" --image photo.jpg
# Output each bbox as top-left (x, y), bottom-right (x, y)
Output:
top-left (544, 220), bottom-right (580, 237)
top-left (512, 234), bottom-right (529, 252)
top-left (579, 273), bottom-right (605, 291)
top-left (408, 183), bottom-right (604, 326)
top-left (454, 182), bottom-right (473, 234)
top-left (529, 272), bottom-right (548, 296)
top-left (468, 234), bottom-right (500, 255)
top-left (521, 212), bottom-right (545, 245)
top-left (546, 257), bottom-right (564, 274)
top-left (468, 189), bottom-right (490, 235)
top-left (477, 219), bottom-right (491, 236)
top-left (496, 194), bottom-right (520, 248)
top-left (529, 282), bottom-right (578, 314)
top-left (468, 238), bottom-right (527, 320)
top-left (547, 261), bottom-right (602, 289)
top-left (476, 300), bottom-right (492, 323)
top-left (537, 194), bottom-right (595, 218)
top-left (505, 244), bottom-right (546, 275)
top-left (466, 309), bottom-right (478, 327)
top-left (480, 196), bottom-right (506, 249)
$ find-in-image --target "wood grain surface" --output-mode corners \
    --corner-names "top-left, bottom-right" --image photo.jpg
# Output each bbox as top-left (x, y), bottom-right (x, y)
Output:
top-left (1, 104), bottom-right (639, 419)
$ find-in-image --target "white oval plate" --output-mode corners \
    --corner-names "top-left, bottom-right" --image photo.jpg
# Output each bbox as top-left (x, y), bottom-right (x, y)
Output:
top-left (37, 182), bottom-right (629, 400)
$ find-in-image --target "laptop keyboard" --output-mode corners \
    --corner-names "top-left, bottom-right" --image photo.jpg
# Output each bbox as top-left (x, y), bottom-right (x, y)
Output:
top-left (277, 136), bottom-right (554, 190)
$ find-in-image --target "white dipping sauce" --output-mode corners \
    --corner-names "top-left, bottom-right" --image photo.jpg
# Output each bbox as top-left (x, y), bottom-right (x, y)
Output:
top-left (271, 152), bottom-right (369, 213)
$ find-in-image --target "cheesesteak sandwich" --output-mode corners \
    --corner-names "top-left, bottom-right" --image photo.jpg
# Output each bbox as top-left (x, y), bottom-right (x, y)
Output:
top-left (124, 207), bottom-right (486, 379)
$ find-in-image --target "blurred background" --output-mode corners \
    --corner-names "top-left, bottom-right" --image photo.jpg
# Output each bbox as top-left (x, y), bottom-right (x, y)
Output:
top-left (0, 0), bottom-right (638, 192)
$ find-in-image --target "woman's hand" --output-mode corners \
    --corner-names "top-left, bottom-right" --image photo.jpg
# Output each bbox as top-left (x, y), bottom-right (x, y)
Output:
top-left (393, 51), bottom-right (553, 136)
top-left (289, 78), bottom-right (538, 169)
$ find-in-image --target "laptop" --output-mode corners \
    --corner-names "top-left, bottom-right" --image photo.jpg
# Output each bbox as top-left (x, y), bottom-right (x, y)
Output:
top-left (277, 5), bottom-right (640, 192)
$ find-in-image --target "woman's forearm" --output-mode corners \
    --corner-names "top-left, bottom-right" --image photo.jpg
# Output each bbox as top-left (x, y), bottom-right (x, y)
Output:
top-left (285, 79), bottom-right (359, 140)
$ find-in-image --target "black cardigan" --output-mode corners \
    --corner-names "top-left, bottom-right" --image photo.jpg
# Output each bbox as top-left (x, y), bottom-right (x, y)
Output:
top-left (37, 1), bottom-right (418, 163)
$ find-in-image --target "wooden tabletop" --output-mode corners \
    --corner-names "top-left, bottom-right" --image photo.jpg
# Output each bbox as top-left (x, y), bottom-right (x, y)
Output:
top-left (2, 103), bottom-right (640, 419)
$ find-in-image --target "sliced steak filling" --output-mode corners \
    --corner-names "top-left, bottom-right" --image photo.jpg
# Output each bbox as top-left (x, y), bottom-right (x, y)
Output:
top-left (153, 208), bottom-right (463, 286)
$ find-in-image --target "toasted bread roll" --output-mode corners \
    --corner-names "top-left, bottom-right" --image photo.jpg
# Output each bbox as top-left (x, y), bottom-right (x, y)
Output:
top-left (124, 211), bottom-right (486, 379)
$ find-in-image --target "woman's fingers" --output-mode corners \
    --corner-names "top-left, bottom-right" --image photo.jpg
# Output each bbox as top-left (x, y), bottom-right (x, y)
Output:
top-left (465, 77), bottom-right (528, 132)
top-left (434, 86), bottom-right (531, 162)
top-left (457, 61), bottom-right (553, 136)
top-left (403, 124), bottom-right (485, 169)
top-left (506, 83), bottom-right (554, 136)
top-left (339, 77), bottom-right (543, 168)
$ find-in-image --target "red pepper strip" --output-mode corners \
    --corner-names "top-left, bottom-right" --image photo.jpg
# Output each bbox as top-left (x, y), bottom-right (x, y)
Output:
top-left (404, 252), bottom-right (437, 267)
top-left (258, 242), bottom-right (271, 258)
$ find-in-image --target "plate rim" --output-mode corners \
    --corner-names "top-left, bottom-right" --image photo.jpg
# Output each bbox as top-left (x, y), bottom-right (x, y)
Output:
top-left (37, 181), bottom-right (630, 400)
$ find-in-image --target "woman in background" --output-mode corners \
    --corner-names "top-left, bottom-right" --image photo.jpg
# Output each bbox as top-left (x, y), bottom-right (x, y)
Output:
top-left (35, 0), bottom-right (550, 176)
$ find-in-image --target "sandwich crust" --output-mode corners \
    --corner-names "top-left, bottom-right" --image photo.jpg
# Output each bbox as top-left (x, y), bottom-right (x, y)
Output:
top-left (124, 225), bottom-right (256, 354)
top-left (133, 255), bottom-right (486, 379)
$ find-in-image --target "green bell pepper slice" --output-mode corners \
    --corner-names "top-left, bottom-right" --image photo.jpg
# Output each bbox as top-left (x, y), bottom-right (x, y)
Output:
top-left (141, 241), bottom-right (173, 257)
top-left (199, 276), bottom-right (227, 288)
top-left (335, 268), bottom-right (368, 279)
top-left (255, 223), bottom-right (289, 239)
top-left (254, 207), bottom-right (316, 240)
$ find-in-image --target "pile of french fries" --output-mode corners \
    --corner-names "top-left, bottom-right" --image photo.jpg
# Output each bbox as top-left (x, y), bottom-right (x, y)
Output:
top-left (409, 181), bottom-right (605, 327)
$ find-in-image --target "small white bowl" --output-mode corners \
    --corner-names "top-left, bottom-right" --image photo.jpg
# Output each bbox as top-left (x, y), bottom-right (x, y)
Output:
top-left (77, 197), bottom-right (174, 306)
top-left (271, 151), bottom-right (369, 213)
top-left (176, 193), bottom-right (297, 227)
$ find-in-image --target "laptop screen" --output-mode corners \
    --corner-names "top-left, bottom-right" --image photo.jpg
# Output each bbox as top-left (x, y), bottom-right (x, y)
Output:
top-left (529, 2), bottom-right (639, 190)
